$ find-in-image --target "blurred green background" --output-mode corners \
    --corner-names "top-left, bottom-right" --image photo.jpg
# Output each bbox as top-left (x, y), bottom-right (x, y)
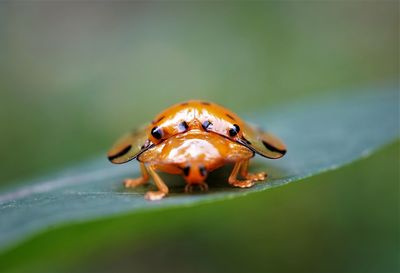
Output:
top-left (0, 2), bottom-right (398, 273)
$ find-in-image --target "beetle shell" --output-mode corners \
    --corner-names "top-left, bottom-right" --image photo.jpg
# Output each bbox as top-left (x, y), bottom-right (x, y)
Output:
top-left (107, 100), bottom-right (287, 200)
top-left (148, 101), bottom-right (245, 143)
top-left (108, 100), bottom-right (286, 164)
top-left (147, 100), bottom-right (286, 157)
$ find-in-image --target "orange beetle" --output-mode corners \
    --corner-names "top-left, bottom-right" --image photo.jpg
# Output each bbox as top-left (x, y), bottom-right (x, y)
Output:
top-left (108, 100), bottom-right (286, 200)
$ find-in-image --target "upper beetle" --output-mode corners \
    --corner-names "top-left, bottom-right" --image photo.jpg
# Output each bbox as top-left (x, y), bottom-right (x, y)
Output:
top-left (108, 100), bottom-right (286, 201)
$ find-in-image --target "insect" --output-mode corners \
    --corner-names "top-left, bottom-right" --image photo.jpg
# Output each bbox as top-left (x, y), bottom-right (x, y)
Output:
top-left (107, 100), bottom-right (286, 201)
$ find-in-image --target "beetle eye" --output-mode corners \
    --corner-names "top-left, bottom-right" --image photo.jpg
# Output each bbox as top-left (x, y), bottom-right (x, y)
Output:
top-left (229, 124), bottom-right (240, 137)
top-left (151, 126), bottom-right (163, 140)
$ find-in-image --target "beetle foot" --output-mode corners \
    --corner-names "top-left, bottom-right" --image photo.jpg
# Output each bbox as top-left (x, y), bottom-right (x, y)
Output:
top-left (230, 180), bottom-right (255, 188)
top-left (123, 178), bottom-right (147, 188)
top-left (245, 172), bottom-right (267, 182)
top-left (185, 182), bottom-right (209, 193)
top-left (144, 191), bottom-right (166, 201)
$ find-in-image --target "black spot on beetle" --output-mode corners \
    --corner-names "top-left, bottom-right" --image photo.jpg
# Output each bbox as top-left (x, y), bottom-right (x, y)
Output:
top-left (178, 121), bottom-right (189, 132)
top-left (108, 145), bottom-right (132, 161)
top-left (183, 166), bottom-right (190, 176)
top-left (229, 124), bottom-right (240, 137)
top-left (262, 140), bottom-right (287, 155)
top-left (199, 166), bottom-right (207, 177)
top-left (202, 120), bottom-right (212, 130)
top-left (151, 126), bottom-right (163, 140)
top-left (152, 116), bottom-right (165, 124)
top-left (200, 101), bottom-right (211, 106)
top-left (225, 113), bottom-right (235, 121)
top-left (180, 102), bottom-right (189, 106)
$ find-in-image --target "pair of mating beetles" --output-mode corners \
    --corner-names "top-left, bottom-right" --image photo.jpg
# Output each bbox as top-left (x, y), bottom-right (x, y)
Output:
top-left (108, 101), bottom-right (286, 200)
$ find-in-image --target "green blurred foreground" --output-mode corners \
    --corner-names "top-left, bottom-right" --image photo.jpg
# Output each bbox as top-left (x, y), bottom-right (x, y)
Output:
top-left (1, 142), bottom-right (398, 273)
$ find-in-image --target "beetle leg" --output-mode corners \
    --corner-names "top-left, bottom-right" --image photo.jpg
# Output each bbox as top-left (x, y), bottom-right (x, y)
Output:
top-left (185, 182), bottom-right (209, 193)
top-left (184, 184), bottom-right (192, 193)
top-left (144, 166), bottom-right (169, 201)
top-left (124, 163), bottom-right (149, 188)
top-left (228, 161), bottom-right (255, 188)
top-left (198, 182), bottom-right (209, 192)
top-left (239, 159), bottom-right (267, 182)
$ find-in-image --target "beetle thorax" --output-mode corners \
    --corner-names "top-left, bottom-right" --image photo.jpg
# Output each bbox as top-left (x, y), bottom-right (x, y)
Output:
top-left (162, 135), bottom-right (221, 163)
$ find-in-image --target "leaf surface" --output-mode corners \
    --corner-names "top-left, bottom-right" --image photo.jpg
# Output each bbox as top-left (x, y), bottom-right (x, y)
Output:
top-left (0, 85), bottom-right (398, 252)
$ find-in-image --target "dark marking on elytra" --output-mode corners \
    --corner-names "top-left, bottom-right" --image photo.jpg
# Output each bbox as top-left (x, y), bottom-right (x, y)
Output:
top-left (108, 145), bottom-right (132, 161)
top-left (183, 166), bottom-right (190, 176)
top-left (156, 116), bottom-right (165, 123)
top-left (229, 124), bottom-right (240, 137)
top-left (180, 102), bottom-right (189, 106)
top-left (199, 165), bottom-right (207, 177)
top-left (152, 116), bottom-right (165, 125)
top-left (262, 140), bottom-right (287, 155)
top-left (151, 126), bottom-right (163, 140)
top-left (200, 101), bottom-right (211, 106)
top-left (178, 121), bottom-right (189, 132)
top-left (225, 113), bottom-right (235, 121)
top-left (202, 120), bottom-right (212, 130)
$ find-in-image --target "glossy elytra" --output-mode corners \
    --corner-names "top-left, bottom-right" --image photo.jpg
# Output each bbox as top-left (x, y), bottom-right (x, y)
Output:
top-left (107, 100), bottom-right (287, 201)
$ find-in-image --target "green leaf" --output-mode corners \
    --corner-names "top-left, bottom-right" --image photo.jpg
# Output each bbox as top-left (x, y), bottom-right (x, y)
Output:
top-left (0, 85), bottom-right (398, 252)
